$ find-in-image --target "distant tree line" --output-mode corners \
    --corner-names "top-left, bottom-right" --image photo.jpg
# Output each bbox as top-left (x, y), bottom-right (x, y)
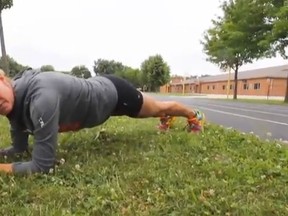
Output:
top-left (93, 55), bottom-right (170, 91)
top-left (0, 54), bottom-right (171, 92)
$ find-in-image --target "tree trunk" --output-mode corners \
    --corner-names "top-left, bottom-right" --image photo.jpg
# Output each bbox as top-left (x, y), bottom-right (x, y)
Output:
top-left (0, 11), bottom-right (9, 76)
top-left (233, 64), bottom-right (238, 100)
top-left (285, 74), bottom-right (288, 103)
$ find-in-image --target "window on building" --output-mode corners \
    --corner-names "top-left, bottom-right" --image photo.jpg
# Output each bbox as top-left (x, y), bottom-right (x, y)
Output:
top-left (212, 85), bottom-right (215, 90)
top-left (254, 83), bottom-right (261, 90)
top-left (243, 83), bottom-right (249, 90)
top-left (222, 85), bottom-right (226, 90)
top-left (207, 86), bottom-right (210, 90)
top-left (230, 84), bottom-right (234, 90)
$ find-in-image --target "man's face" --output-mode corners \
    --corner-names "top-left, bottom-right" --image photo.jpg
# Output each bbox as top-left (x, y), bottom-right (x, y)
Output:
top-left (0, 75), bottom-right (14, 115)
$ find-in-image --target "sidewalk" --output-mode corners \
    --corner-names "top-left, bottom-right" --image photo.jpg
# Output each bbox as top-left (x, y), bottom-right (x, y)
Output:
top-left (179, 94), bottom-right (285, 101)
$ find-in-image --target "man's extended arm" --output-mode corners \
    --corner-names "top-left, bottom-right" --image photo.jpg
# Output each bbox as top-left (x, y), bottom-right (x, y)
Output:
top-left (11, 94), bottom-right (60, 174)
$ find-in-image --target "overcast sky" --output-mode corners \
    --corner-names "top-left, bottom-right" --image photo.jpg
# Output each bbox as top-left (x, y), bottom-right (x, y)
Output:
top-left (3, 0), bottom-right (287, 76)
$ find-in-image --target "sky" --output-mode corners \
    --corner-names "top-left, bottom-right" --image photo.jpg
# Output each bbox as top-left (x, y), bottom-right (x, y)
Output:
top-left (2, 0), bottom-right (288, 76)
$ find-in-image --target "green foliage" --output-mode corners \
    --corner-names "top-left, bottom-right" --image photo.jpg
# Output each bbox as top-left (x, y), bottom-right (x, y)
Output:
top-left (203, 0), bottom-right (273, 69)
top-left (93, 59), bottom-right (144, 88)
top-left (71, 65), bottom-right (91, 79)
top-left (0, 55), bottom-right (29, 77)
top-left (40, 65), bottom-right (55, 72)
top-left (93, 59), bottom-right (124, 76)
top-left (93, 57), bottom-right (171, 91)
top-left (201, 0), bottom-right (273, 99)
top-left (0, 117), bottom-right (287, 214)
top-left (115, 67), bottom-right (142, 88)
top-left (141, 55), bottom-right (170, 92)
top-left (269, 0), bottom-right (288, 58)
top-left (0, 0), bottom-right (13, 11)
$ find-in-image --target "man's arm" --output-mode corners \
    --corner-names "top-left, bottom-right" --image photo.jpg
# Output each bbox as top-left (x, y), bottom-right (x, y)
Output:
top-left (11, 93), bottom-right (60, 174)
top-left (10, 127), bottom-right (29, 151)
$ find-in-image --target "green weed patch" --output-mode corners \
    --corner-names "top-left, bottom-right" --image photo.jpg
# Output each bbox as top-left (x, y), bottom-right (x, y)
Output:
top-left (0, 117), bottom-right (287, 215)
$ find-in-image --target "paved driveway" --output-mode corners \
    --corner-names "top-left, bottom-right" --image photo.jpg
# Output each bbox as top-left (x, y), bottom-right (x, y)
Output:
top-left (151, 95), bottom-right (288, 142)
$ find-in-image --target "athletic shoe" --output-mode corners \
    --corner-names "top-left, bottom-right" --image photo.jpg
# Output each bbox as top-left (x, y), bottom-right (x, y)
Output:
top-left (187, 110), bottom-right (205, 133)
top-left (158, 116), bottom-right (175, 131)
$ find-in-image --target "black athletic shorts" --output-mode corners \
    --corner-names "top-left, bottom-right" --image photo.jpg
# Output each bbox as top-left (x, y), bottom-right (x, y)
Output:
top-left (103, 75), bottom-right (143, 117)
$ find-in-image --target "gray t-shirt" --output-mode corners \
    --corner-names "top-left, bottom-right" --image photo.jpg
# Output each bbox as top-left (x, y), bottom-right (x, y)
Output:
top-left (8, 70), bottom-right (118, 174)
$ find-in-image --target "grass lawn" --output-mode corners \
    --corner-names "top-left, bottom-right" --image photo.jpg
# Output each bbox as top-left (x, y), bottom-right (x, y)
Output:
top-left (219, 98), bottom-right (288, 105)
top-left (0, 117), bottom-right (287, 215)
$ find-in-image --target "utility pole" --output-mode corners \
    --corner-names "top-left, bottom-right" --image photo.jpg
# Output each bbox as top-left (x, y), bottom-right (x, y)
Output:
top-left (0, 12), bottom-right (9, 76)
top-left (285, 73), bottom-right (288, 103)
top-left (226, 67), bottom-right (231, 99)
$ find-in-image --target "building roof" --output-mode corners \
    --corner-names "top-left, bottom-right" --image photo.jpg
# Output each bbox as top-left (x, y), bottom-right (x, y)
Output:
top-left (198, 64), bottom-right (288, 83)
top-left (169, 64), bottom-right (288, 85)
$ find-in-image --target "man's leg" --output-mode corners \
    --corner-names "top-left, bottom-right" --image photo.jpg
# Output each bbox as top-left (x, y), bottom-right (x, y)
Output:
top-left (137, 94), bottom-right (195, 118)
top-left (102, 75), bottom-right (204, 132)
top-left (137, 94), bottom-right (204, 132)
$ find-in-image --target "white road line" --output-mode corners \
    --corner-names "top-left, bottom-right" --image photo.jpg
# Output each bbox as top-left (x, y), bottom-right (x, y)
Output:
top-left (197, 103), bottom-right (288, 117)
top-left (196, 106), bottom-right (288, 126)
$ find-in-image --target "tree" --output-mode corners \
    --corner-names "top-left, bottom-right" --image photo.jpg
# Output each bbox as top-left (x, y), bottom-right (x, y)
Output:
top-left (201, 0), bottom-right (272, 99)
top-left (115, 67), bottom-right (142, 88)
top-left (273, 4), bottom-right (288, 57)
top-left (0, 0), bottom-right (13, 76)
top-left (93, 59), bottom-right (124, 75)
top-left (274, 2), bottom-right (288, 102)
top-left (271, 1), bottom-right (288, 102)
top-left (262, 0), bottom-right (288, 58)
top-left (71, 65), bottom-right (91, 79)
top-left (40, 65), bottom-right (55, 72)
top-left (250, 0), bottom-right (288, 102)
top-left (141, 55), bottom-right (170, 92)
top-left (0, 55), bottom-right (28, 77)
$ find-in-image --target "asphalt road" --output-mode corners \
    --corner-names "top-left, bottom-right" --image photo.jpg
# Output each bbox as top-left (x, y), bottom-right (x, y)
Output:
top-left (151, 95), bottom-right (288, 142)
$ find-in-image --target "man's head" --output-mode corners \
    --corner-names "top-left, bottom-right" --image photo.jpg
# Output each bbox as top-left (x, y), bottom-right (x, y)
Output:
top-left (0, 70), bottom-right (14, 115)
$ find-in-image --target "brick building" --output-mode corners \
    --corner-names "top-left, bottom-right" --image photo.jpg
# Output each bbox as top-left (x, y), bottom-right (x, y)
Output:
top-left (160, 64), bottom-right (288, 98)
